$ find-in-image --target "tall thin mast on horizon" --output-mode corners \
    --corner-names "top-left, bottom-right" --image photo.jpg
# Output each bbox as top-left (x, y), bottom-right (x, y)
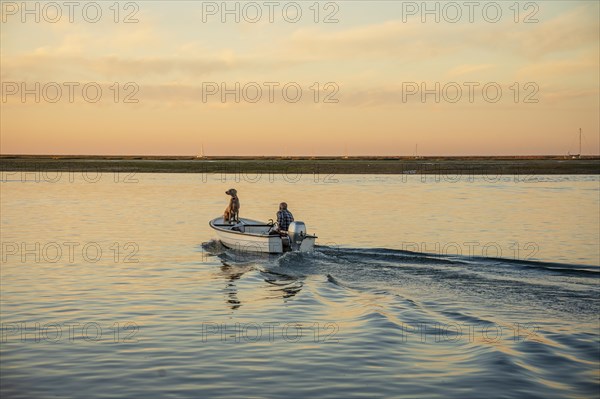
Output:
top-left (579, 128), bottom-right (582, 157)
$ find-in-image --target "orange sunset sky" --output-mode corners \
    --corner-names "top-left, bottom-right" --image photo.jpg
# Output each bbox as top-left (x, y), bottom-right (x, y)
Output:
top-left (1, 0), bottom-right (598, 156)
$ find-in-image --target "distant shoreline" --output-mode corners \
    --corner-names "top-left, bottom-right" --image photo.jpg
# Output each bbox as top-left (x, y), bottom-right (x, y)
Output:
top-left (2, 154), bottom-right (599, 160)
top-left (1, 155), bottom-right (599, 175)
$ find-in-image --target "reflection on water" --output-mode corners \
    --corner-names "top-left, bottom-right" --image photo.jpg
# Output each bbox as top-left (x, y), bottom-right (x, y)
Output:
top-left (219, 263), bottom-right (246, 310)
top-left (210, 242), bottom-right (305, 310)
top-left (1, 174), bottom-right (598, 399)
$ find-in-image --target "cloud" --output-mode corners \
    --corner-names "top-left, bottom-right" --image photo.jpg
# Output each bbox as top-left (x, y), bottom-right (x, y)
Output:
top-left (1, 53), bottom-right (255, 81)
top-left (541, 88), bottom-right (599, 104)
top-left (285, 20), bottom-right (467, 62)
top-left (516, 52), bottom-right (599, 80)
top-left (2, 3), bottom-right (598, 92)
top-left (447, 64), bottom-right (495, 77)
top-left (284, 4), bottom-right (598, 62)
top-left (471, 5), bottom-right (599, 58)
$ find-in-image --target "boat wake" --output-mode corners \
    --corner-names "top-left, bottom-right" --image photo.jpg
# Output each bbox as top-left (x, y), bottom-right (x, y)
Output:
top-left (201, 240), bottom-right (599, 318)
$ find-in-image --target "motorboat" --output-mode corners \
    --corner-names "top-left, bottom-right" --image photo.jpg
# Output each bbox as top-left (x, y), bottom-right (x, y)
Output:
top-left (209, 217), bottom-right (317, 254)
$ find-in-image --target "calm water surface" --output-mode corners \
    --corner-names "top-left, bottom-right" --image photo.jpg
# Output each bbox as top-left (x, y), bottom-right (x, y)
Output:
top-left (1, 174), bottom-right (599, 398)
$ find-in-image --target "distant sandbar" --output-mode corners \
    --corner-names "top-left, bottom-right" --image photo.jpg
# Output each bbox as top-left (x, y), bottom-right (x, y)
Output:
top-left (1, 155), bottom-right (598, 175)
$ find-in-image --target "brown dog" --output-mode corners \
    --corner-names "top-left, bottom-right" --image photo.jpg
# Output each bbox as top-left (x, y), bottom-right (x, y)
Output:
top-left (224, 188), bottom-right (240, 222)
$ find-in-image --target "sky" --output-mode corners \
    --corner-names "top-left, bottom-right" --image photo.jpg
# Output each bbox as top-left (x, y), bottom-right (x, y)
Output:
top-left (1, 0), bottom-right (598, 156)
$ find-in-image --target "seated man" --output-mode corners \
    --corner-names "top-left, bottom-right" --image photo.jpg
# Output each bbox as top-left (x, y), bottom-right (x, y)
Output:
top-left (273, 202), bottom-right (294, 234)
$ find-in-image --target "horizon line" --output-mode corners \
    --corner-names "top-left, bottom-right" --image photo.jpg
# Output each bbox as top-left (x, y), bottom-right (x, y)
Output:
top-left (2, 154), bottom-right (599, 159)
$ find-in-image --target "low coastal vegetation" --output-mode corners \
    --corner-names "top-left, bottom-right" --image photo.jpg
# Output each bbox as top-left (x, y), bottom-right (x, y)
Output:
top-left (1, 155), bottom-right (599, 175)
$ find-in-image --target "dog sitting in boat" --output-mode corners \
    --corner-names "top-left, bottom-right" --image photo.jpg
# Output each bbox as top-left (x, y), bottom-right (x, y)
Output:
top-left (224, 188), bottom-right (240, 223)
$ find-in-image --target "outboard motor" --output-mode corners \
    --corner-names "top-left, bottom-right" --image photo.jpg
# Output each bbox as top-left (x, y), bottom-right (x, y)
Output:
top-left (287, 221), bottom-right (307, 251)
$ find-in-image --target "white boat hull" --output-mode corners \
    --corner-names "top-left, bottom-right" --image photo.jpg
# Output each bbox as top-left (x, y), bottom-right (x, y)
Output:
top-left (209, 217), bottom-right (316, 254)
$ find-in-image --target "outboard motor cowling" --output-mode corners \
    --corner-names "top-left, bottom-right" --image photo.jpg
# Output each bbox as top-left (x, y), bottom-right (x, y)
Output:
top-left (287, 221), bottom-right (306, 250)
